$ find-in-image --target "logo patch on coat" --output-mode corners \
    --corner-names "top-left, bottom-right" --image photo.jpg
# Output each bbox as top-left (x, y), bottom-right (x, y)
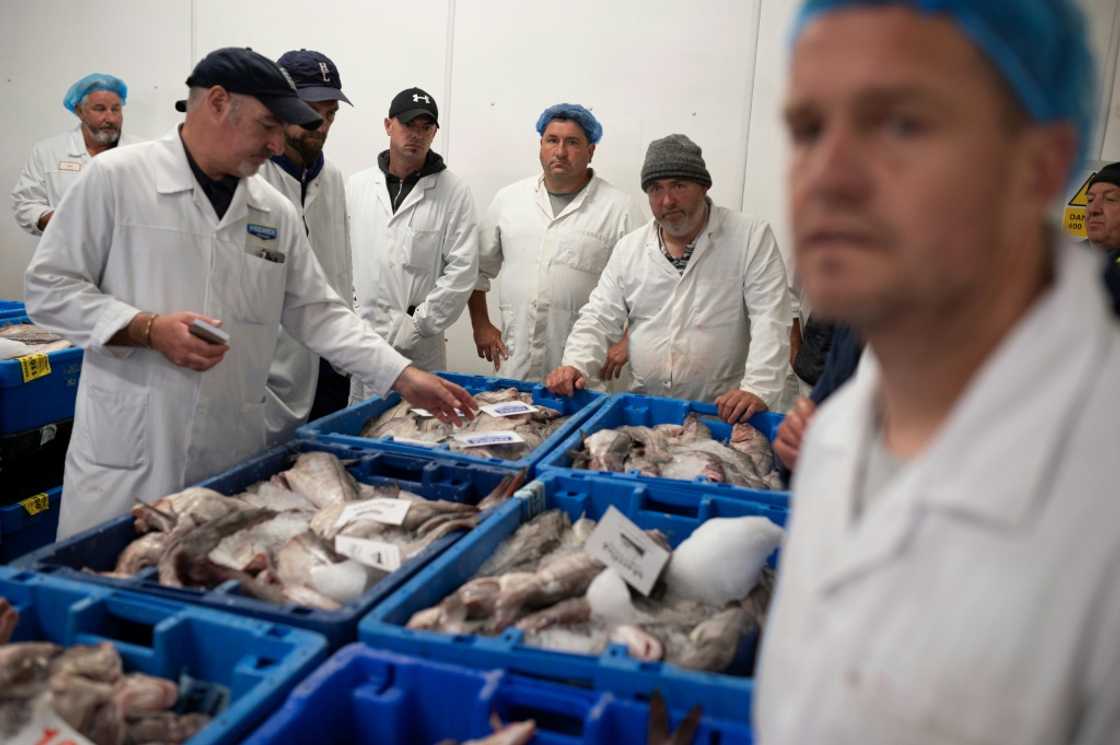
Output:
top-left (247, 223), bottom-right (278, 240)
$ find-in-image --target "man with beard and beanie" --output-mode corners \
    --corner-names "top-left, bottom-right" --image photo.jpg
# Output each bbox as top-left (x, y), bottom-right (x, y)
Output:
top-left (755, 1), bottom-right (1120, 743)
top-left (1084, 162), bottom-right (1120, 314)
top-left (24, 47), bottom-right (478, 540)
top-left (259, 49), bottom-right (355, 444)
top-left (547, 134), bottom-right (791, 422)
top-left (12, 73), bottom-right (143, 236)
top-left (347, 86), bottom-right (479, 400)
top-left (468, 103), bottom-right (638, 384)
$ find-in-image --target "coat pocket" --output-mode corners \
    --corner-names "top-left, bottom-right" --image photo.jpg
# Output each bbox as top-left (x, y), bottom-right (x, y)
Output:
top-left (404, 228), bottom-right (442, 274)
top-left (552, 233), bottom-right (610, 275)
top-left (82, 384), bottom-right (148, 469)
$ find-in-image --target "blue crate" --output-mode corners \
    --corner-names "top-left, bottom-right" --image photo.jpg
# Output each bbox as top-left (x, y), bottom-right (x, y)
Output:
top-left (359, 471), bottom-right (787, 724)
top-left (536, 392), bottom-right (789, 507)
top-left (0, 487), bottom-right (61, 563)
top-left (0, 299), bottom-right (25, 319)
top-left (0, 566), bottom-right (327, 745)
top-left (244, 643), bottom-right (753, 744)
top-left (298, 370), bottom-right (606, 472)
top-left (0, 314), bottom-right (83, 434)
top-left (17, 440), bottom-right (518, 650)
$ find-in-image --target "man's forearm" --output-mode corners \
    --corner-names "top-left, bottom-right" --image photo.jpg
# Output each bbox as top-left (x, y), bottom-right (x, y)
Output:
top-left (108, 312), bottom-right (156, 347)
top-left (467, 290), bottom-right (492, 328)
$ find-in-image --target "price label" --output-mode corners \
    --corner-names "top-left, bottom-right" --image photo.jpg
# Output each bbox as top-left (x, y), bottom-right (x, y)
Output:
top-left (479, 401), bottom-right (538, 417)
top-left (390, 436), bottom-right (439, 447)
top-left (334, 498), bottom-right (411, 528)
top-left (18, 353), bottom-right (51, 383)
top-left (453, 431), bottom-right (525, 448)
top-left (335, 535), bottom-right (403, 572)
top-left (20, 492), bottom-right (50, 516)
top-left (584, 506), bottom-right (670, 596)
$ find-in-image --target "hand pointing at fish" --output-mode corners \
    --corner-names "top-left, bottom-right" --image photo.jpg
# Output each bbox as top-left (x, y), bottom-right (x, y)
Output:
top-left (392, 366), bottom-right (479, 427)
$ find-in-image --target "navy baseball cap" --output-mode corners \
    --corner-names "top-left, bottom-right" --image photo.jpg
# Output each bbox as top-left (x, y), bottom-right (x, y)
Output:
top-left (277, 49), bottom-right (352, 105)
top-left (174, 47), bottom-right (323, 129)
top-left (388, 87), bottom-right (438, 126)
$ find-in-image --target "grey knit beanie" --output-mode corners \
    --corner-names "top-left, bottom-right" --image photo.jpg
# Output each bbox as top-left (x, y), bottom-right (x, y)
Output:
top-left (640, 134), bottom-right (712, 191)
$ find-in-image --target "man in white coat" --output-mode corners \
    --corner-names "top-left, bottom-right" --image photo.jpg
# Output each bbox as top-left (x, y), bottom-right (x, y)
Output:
top-left (24, 48), bottom-right (477, 540)
top-left (468, 103), bottom-right (635, 384)
top-left (260, 49), bottom-right (354, 445)
top-left (347, 87), bottom-right (478, 402)
top-left (755, 2), bottom-right (1119, 744)
top-left (12, 73), bottom-right (142, 236)
top-left (546, 134), bottom-right (791, 423)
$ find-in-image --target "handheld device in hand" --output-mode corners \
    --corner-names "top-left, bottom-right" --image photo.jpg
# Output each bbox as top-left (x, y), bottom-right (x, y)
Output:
top-left (188, 319), bottom-right (230, 346)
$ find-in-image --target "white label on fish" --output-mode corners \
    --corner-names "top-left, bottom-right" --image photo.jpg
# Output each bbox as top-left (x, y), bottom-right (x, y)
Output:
top-left (9, 694), bottom-right (97, 745)
top-left (390, 436), bottom-right (439, 447)
top-left (453, 431), bottom-right (525, 448)
top-left (584, 506), bottom-right (671, 596)
top-left (335, 498), bottom-right (411, 528)
top-left (335, 535), bottom-right (403, 572)
top-left (479, 401), bottom-right (539, 417)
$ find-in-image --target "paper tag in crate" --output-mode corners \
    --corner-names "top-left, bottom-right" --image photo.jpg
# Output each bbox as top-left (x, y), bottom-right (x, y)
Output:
top-left (335, 535), bottom-right (403, 572)
top-left (411, 407), bottom-right (464, 418)
top-left (452, 431), bottom-right (525, 448)
top-left (584, 506), bottom-right (670, 596)
top-left (334, 498), bottom-right (411, 528)
top-left (479, 401), bottom-right (538, 417)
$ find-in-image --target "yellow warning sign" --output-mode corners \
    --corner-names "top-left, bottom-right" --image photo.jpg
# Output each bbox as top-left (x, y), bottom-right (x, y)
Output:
top-left (1062, 172), bottom-right (1094, 239)
top-left (19, 492), bottom-right (50, 516)
top-left (18, 353), bottom-right (51, 383)
top-left (1068, 172), bottom-right (1094, 207)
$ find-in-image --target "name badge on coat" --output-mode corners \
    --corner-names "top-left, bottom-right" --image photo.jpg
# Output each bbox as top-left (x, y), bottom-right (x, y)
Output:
top-left (246, 223), bottom-right (285, 264)
top-left (57, 161), bottom-right (82, 172)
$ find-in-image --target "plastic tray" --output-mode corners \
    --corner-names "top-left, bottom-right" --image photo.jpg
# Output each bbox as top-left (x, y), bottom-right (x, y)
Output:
top-left (359, 470), bottom-right (787, 724)
top-left (243, 643), bottom-right (753, 744)
top-left (0, 314), bottom-right (83, 434)
top-left (0, 486), bottom-right (61, 563)
top-left (0, 299), bottom-right (25, 319)
top-left (0, 566), bottom-right (327, 745)
top-left (536, 392), bottom-right (789, 507)
top-left (297, 371), bottom-right (605, 472)
top-left (17, 439), bottom-right (518, 650)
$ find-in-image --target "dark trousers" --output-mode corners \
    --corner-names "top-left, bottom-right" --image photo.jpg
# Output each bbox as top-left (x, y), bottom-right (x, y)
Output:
top-left (308, 358), bottom-right (351, 423)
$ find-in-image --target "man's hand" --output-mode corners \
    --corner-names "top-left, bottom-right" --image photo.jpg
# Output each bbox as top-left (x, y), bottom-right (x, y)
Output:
top-left (545, 366), bottom-right (587, 397)
top-left (37, 211), bottom-right (53, 232)
top-left (473, 319), bottom-right (509, 371)
top-left (789, 319), bottom-right (802, 367)
top-left (150, 312), bottom-right (228, 372)
top-left (600, 335), bottom-right (629, 380)
top-left (774, 397), bottom-right (816, 471)
top-left (392, 367), bottom-right (479, 427)
top-left (715, 388), bottom-right (768, 423)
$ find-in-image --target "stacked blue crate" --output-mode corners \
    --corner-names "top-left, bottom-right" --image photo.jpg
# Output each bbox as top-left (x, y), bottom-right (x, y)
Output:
top-left (16, 440), bottom-right (519, 649)
top-left (0, 566), bottom-right (327, 745)
top-left (243, 643), bottom-right (753, 744)
top-left (359, 470), bottom-right (787, 724)
top-left (537, 392), bottom-right (790, 507)
top-left (297, 371), bottom-right (606, 472)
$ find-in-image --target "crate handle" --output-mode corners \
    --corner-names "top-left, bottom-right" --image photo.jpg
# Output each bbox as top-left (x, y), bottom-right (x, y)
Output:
top-left (488, 679), bottom-right (592, 740)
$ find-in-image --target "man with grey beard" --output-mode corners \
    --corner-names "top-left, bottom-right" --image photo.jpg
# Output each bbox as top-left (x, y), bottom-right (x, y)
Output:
top-left (12, 73), bottom-right (143, 235)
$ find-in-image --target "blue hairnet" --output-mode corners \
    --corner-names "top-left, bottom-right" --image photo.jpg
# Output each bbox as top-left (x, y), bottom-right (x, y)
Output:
top-left (63, 73), bottom-right (128, 113)
top-left (536, 103), bottom-right (603, 144)
top-left (792, 0), bottom-right (1097, 179)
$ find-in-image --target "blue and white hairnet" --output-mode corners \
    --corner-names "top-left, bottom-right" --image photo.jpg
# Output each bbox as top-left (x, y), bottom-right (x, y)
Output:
top-left (536, 103), bottom-right (603, 144)
top-left (792, 0), bottom-right (1097, 179)
top-left (63, 73), bottom-right (128, 113)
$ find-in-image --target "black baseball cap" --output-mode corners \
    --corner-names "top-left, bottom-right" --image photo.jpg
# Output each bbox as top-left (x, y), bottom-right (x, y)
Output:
top-left (173, 47), bottom-right (323, 130)
top-left (388, 87), bottom-right (438, 126)
top-left (277, 49), bottom-right (352, 105)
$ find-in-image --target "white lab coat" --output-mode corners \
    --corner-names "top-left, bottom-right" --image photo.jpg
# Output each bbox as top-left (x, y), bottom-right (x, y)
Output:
top-left (477, 173), bottom-right (636, 383)
top-left (258, 158), bottom-right (353, 445)
top-left (561, 204), bottom-right (791, 405)
top-left (347, 162), bottom-right (479, 402)
top-left (11, 126), bottom-right (142, 235)
top-left (755, 243), bottom-right (1120, 745)
top-left (24, 131), bottom-right (409, 539)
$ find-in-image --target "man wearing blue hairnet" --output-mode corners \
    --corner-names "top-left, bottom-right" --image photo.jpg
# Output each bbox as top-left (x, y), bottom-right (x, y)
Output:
top-left (755, 2), bottom-right (1119, 743)
top-left (469, 103), bottom-right (638, 384)
top-left (11, 73), bottom-right (142, 236)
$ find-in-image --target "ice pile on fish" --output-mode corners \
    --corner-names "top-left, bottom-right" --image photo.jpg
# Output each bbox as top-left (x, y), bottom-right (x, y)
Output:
top-left (407, 509), bottom-right (783, 673)
top-left (0, 322), bottom-right (73, 359)
top-left (572, 413), bottom-right (783, 491)
top-left (362, 388), bottom-right (570, 459)
top-left (0, 600), bottom-right (210, 745)
top-left (105, 452), bottom-right (522, 611)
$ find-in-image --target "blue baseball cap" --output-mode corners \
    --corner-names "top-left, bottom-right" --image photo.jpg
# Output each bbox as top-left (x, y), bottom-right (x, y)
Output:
top-left (277, 49), bottom-right (352, 105)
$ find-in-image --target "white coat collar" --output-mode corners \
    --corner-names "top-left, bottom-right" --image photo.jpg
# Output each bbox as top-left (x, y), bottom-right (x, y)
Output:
top-left (370, 165), bottom-right (439, 219)
top-left (533, 171), bottom-right (601, 221)
top-left (154, 130), bottom-right (272, 215)
top-left (642, 199), bottom-right (724, 277)
top-left (805, 241), bottom-right (1115, 593)
top-left (66, 127), bottom-right (87, 157)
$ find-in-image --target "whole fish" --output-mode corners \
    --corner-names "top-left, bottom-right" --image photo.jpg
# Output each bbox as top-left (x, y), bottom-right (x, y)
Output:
top-left (127, 711), bottom-right (211, 744)
top-left (275, 452), bottom-right (359, 508)
top-left (0, 642), bottom-right (61, 697)
top-left (158, 508), bottom-right (276, 587)
top-left (113, 532), bottom-right (168, 575)
top-left (476, 510), bottom-right (570, 577)
top-left (132, 487), bottom-right (247, 534)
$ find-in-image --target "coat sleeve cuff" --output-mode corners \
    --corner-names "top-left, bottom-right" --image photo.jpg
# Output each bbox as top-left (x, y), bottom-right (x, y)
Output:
top-left (91, 302), bottom-right (141, 358)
